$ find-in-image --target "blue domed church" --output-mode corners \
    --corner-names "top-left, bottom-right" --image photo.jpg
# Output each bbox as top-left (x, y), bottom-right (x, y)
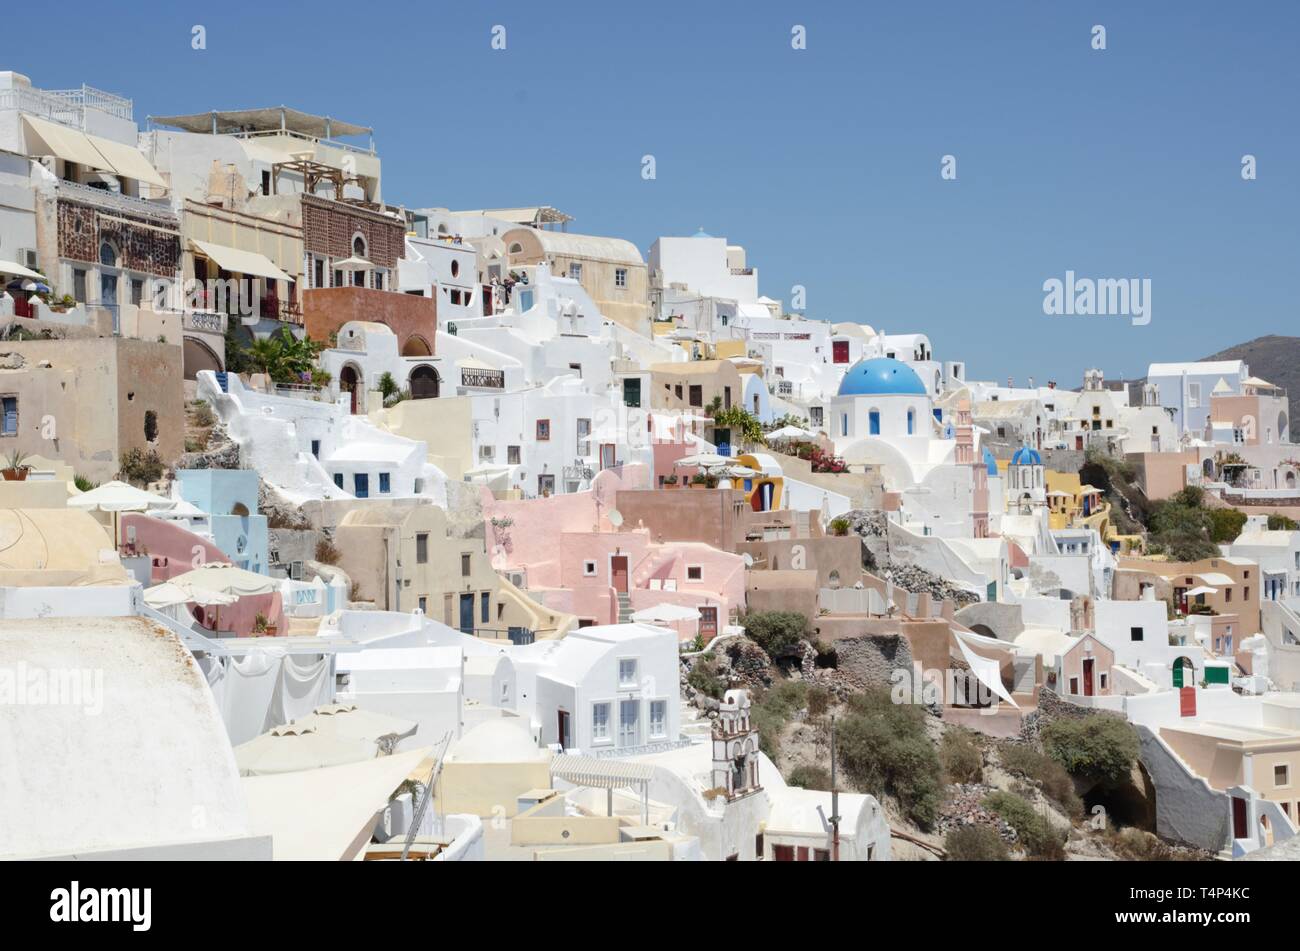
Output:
top-left (829, 357), bottom-right (932, 449)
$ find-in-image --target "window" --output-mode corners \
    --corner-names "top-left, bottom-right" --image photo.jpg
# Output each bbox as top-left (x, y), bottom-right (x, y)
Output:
top-left (1130, 626), bottom-right (1144, 642)
top-left (1099, 673), bottom-right (1108, 689)
top-left (649, 700), bottom-right (666, 737)
top-left (906, 409), bottom-right (915, 435)
top-left (1188, 382), bottom-right (1201, 408)
top-left (1069, 677), bottom-right (1079, 694)
top-left (583, 560), bottom-right (597, 577)
top-left (461, 553), bottom-right (471, 577)
top-left (481, 591), bottom-right (490, 623)
top-left (686, 565), bottom-right (703, 581)
top-left (592, 703), bottom-right (610, 741)
top-left (569, 363), bottom-right (583, 378)
top-left (507, 445), bottom-right (521, 465)
top-left (418, 596), bottom-right (427, 613)
top-left (378, 472), bottom-right (391, 494)
top-left (841, 413), bottom-right (848, 437)
top-left (73, 269), bottom-right (87, 303)
top-left (144, 410), bottom-right (158, 442)
top-left (352, 235), bottom-right (367, 258)
top-left (313, 257), bottom-right (325, 288)
top-left (813, 849), bottom-right (830, 862)
top-left (614, 267), bottom-right (627, 288)
top-left (310, 439), bottom-right (320, 458)
top-left (130, 278), bottom-right (144, 306)
top-left (0, 396), bottom-right (16, 436)
top-left (618, 658), bottom-right (637, 687)
top-left (450, 259), bottom-right (460, 278)
top-left (332, 473), bottom-right (343, 488)
top-left (869, 410), bottom-right (881, 435)
top-left (536, 419), bottom-right (550, 441)
top-left (1225, 589), bottom-right (1232, 603)
top-left (1276, 764), bottom-right (1290, 788)
top-left (567, 262), bottom-right (583, 281)
top-left (688, 385), bottom-right (703, 407)
top-left (416, 533), bottom-right (428, 564)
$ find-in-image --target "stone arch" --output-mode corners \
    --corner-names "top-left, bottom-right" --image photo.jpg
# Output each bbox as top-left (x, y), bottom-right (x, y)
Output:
top-left (409, 364), bottom-right (440, 400)
top-left (182, 336), bottom-right (223, 381)
top-left (401, 334), bottom-right (433, 357)
top-left (339, 362), bottom-right (363, 414)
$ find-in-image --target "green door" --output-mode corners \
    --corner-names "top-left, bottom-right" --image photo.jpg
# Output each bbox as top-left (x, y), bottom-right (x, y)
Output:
top-left (1205, 666), bottom-right (1230, 685)
top-left (1172, 659), bottom-right (1186, 688)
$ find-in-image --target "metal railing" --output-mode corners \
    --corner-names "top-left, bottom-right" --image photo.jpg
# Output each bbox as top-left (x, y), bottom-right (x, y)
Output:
top-left (55, 179), bottom-right (177, 222)
top-left (0, 83), bottom-right (133, 127)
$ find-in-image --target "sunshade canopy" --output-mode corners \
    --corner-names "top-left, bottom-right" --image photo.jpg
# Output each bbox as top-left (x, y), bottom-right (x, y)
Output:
top-left (68, 480), bottom-right (175, 513)
top-left (0, 260), bottom-right (45, 282)
top-left (190, 240), bottom-right (292, 283)
top-left (23, 115), bottom-right (166, 187)
top-left (168, 562), bottom-right (278, 597)
top-left (143, 581), bottom-right (238, 609)
top-left (630, 603), bottom-right (701, 623)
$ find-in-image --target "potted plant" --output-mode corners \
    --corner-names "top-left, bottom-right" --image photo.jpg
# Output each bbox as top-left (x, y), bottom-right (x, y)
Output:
top-left (663, 474), bottom-right (679, 489)
top-left (252, 612), bottom-right (270, 635)
top-left (2, 450), bottom-right (30, 481)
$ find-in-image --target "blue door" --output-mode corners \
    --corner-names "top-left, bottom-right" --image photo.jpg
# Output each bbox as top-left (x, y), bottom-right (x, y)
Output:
top-left (354, 473), bottom-right (369, 498)
top-left (459, 593), bottom-right (475, 633)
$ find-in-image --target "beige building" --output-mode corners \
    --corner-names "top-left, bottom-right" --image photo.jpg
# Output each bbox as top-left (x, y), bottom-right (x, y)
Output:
top-left (335, 502), bottom-right (572, 640)
top-left (502, 228), bottom-right (648, 333)
top-left (649, 360), bottom-right (745, 413)
top-left (0, 337), bottom-right (183, 484)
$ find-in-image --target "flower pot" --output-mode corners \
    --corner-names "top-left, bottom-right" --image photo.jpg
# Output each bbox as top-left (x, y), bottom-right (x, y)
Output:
top-left (2, 468), bottom-right (28, 481)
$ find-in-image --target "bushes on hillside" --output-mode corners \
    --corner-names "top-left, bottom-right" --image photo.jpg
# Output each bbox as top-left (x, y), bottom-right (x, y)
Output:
top-left (751, 681), bottom-right (808, 756)
top-left (940, 729), bottom-right (984, 784)
top-left (687, 656), bottom-right (726, 699)
top-left (837, 687), bottom-right (943, 829)
top-left (982, 791), bottom-right (1066, 859)
top-left (741, 611), bottom-right (808, 656)
top-left (999, 742), bottom-right (1083, 818)
top-left (944, 825), bottom-right (1009, 861)
top-left (787, 765), bottom-right (832, 791)
top-left (1041, 714), bottom-right (1139, 788)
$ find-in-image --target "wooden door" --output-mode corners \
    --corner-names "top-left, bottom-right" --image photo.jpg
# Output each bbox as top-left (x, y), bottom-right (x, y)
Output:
top-left (611, 556), bottom-right (629, 593)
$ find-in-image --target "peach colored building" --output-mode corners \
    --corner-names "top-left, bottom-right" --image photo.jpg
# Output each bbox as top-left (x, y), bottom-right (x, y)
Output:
top-left (1060, 633), bottom-right (1115, 699)
top-left (1120, 554), bottom-right (1261, 637)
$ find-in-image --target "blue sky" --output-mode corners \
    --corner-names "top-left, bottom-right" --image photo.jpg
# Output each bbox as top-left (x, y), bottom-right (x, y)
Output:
top-left (10, 1), bottom-right (1298, 384)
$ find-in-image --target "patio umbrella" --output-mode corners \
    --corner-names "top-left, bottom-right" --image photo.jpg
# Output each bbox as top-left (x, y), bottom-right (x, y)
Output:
top-left (234, 721), bottom-right (380, 776)
top-left (675, 452), bottom-right (729, 470)
top-left (170, 562), bottom-right (278, 597)
top-left (305, 703), bottom-right (417, 753)
top-left (1184, 585), bottom-right (1218, 598)
top-left (69, 479), bottom-right (175, 547)
top-left (723, 465), bottom-right (759, 478)
top-left (767, 425), bottom-right (813, 440)
top-left (143, 581), bottom-right (238, 610)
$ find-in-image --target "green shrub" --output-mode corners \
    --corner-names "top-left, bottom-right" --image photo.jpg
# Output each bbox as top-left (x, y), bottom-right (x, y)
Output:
top-left (787, 765), bottom-right (832, 791)
top-left (687, 657), bottom-right (725, 699)
top-left (828, 517), bottom-right (851, 537)
top-left (1208, 507), bottom-right (1247, 544)
top-left (1041, 715), bottom-right (1139, 788)
top-left (73, 474), bottom-right (97, 493)
top-left (741, 611), bottom-right (809, 656)
top-left (940, 729), bottom-right (984, 784)
top-left (999, 742), bottom-right (1084, 818)
top-left (982, 791), bottom-right (1065, 859)
top-left (837, 687), bottom-right (943, 829)
top-left (750, 681), bottom-right (809, 756)
top-left (118, 447), bottom-right (164, 486)
top-left (944, 825), bottom-right (1009, 861)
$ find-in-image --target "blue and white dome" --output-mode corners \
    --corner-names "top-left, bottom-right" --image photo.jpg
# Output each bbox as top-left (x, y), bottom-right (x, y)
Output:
top-left (837, 358), bottom-right (927, 397)
top-left (1010, 445), bottom-right (1043, 466)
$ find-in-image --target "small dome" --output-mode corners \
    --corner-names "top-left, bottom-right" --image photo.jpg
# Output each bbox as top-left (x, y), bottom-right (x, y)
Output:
top-left (837, 358), bottom-right (927, 397)
top-left (692, 228), bottom-right (713, 239)
top-left (1011, 445), bottom-right (1043, 466)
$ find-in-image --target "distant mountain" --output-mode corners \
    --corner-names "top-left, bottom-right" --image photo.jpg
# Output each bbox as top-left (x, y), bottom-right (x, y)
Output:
top-left (1201, 335), bottom-right (1300, 397)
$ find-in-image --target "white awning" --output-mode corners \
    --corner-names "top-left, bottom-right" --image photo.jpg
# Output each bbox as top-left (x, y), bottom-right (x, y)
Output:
top-left (0, 260), bottom-right (45, 282)
top-left (89, 135), bottom-right (167, 188)
top-left (23, 115), bottom-right (166, 187)
top-left (190, 240), bottom-right (292, 283)
top-left (551, 754), bottom-right (655, 790)
top-left (23, 115), bottom-right (114, 172)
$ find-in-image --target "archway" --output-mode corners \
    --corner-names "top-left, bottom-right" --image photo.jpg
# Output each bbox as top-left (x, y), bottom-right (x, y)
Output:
top-left (1172, 655), bottom-right (1195, 688)
top-left (182, 337), bottom-right (223, 381)
top-left (409, 364), bottom-right (440, 400)
top-left (339, 363), bottom-right (361, 414)
top-left (401, 334), bottom-right (433, 357)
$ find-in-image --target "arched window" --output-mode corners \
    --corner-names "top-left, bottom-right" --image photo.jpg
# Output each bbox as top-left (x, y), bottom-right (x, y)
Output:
top-left (508, 242), bottom-right (523, 254)
top-left (99, 241), bottom-right (118, 267)
top-left (352, 234), bottom-right (367, 258)
top-left (906, 408), bottom-right (915, 435)
top-left (450, 259), bottom-right (460, 278)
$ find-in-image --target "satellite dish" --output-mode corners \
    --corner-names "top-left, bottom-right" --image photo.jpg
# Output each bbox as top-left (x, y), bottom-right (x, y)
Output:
top-left (607, 509), bottom-right (624, 528)
top-left (742, 553), bottom-right (754, 567)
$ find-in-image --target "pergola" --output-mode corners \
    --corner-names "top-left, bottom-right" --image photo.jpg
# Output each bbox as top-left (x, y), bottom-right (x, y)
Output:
top-left (550, 754), bottom-right (655, 824)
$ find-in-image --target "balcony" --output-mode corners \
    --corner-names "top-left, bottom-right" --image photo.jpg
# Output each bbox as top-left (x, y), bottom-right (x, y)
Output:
top-left (55, 179), bottom-right (176, 223)
top-left (0, 83), bottom-right (133, 127)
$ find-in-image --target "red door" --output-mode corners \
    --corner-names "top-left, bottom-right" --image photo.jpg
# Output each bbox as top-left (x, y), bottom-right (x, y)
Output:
top-left (1083, 658), bottom-right (1095, 696)
top-left (773, 845), bottom-right (795, 862)
top-left (1180, 687), bottom-right (1197, 718)
top-left (832, 340), bottom-right (849, 364)
top-left (611, 556), bottom-right (628, 593)
top-left (699, 606), bottom-right (718, 642)
top-left (1232, 796), bottom-right (1248, 839)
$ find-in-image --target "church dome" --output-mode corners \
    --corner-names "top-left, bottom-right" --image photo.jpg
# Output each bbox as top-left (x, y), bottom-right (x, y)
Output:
top-left (837, 358), bottom-right (927, 397)
top-left (1010, 445), bottom-right (1043, 466)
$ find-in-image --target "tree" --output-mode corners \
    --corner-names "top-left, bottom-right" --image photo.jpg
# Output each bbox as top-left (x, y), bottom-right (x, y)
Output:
top-left (1040, 714), bottom-right (1139, 788)
top-left (838, 688), bottom-right (943, 829)
top-left (741, 611), bottom-right (808, 655)
top-left (1208, 507), bottom-right (1247, 544)
top-left (712, 405), bottom-right (765, 447)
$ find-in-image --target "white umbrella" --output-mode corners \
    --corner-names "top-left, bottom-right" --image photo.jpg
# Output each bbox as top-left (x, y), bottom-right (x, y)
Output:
top-left (675, 452), bottom-right (729, 470)
top-left (631, 603), bottom-right (702, 623)
top-left (767, 425), bottom-right (813, 440)
top-left (170, 562), bottom-right (278, 597)
top-left (69, 480), bottom-right (175, 513)
top-left (1184, 585), bottom-right (1218, 598)
top-left (143, 581), bottom-right (238, 610)
top-left (0, 259), bottom-right (45, 282)
top-left (724, 465), bottom-right (759, 478)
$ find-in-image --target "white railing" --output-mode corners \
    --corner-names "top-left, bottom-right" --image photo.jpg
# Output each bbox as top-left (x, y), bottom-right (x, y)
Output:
top-left (0, 83), bottom-right (133, 127)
